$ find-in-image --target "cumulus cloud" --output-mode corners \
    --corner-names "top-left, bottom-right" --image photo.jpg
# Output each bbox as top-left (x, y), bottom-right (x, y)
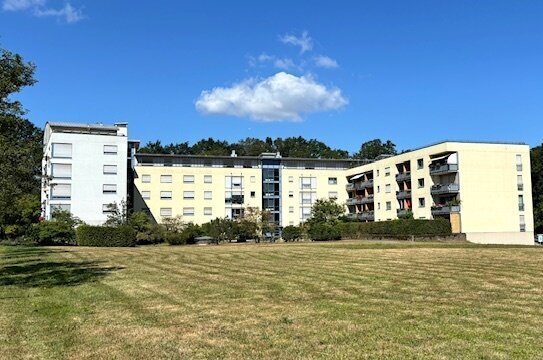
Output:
top-left (279, 31), bottom-right (313, 54)
top-left (314, 55), bottom-right (339, 69)
top-left (195, 72), bottom-right (347, 122)
top-left (1, 0), bottom-right (84, 23)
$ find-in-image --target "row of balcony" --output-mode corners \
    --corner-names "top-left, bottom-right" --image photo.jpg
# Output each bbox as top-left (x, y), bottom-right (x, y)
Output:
top-left (431, 205), bottom-right (461, 215)
top-left (431, 183), bottom-right (460, 195)
top-left (429, 163), bottom-right (458, 175)
top-left (346, 194), bottom-right (374, 205)
top-left (346, 211), bottom-right (375, 221)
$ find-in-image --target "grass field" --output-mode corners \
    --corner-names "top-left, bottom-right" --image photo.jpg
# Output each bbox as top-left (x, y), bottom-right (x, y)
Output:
top-left (1, 241), bottom-right (542, 359)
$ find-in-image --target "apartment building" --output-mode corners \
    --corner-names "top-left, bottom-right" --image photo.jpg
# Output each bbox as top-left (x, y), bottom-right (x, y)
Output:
top-left (345, 141), bottom-right (534, 245)
top-left (41, 122), bottom-right (130, 225)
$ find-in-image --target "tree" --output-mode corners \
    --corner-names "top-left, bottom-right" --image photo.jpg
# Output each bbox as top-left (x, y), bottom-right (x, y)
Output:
top-left (0, 46), bottom-right (42, 234)
top-left (353, 139), bottom-right (397, 159)
top-left (233, 137), bottom-right (274, 156)
top-left (308, 199), bottom-right (345, 225)
top-left (531, 145), bottom-right (543, 233)
top-left (190, 137), bottom-right (231, 156)
top-left (202, 217), bottom-right (237, 243)
top-left (104, 200), bottom-right (128, 226)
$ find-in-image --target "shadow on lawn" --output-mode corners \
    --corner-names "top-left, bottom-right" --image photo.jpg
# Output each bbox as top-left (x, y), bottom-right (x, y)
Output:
top-left (0, 247), bottom-right (123, 288)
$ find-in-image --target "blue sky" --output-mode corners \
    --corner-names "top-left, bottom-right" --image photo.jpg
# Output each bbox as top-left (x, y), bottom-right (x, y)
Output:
top-left (1, 1), bottom-right (542, 153)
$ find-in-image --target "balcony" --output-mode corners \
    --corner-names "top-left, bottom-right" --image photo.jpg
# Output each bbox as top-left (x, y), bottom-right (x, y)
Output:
top-left (431, 205), bottom-right (460, 215)
top-left (347, 212), bottom-right (374, 221)
top-left (431, 183), bottom-right (460, 195)
top-left (346, 183), bottom-right (355, 191)
top-left (397, 209), bottom-right (413, 217)
top-left (225, 195), bottom-right (244, 204)
top-left (361, 195), bottom-right (374, 204)
top-left (396, 191), bottom-right (412, 200)
top-left (430, 163), bottom-right (458, 175)
top-left (346, 198), bottom-right (359, 206)
top-left (354, 179), bottom-right (374, 190)
top-left (396, 172), bottom-right (411, 182)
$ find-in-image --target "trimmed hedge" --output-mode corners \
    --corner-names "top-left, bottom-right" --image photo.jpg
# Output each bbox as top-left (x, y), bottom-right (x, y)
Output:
top-left (336, 218), bottom-right (452, 239)
top-left (282, 225), bottom-right (303, 242)
top-left (308, 223), bottom-right (341, 241)
top-left (76, 225), bottom-right (136, 247)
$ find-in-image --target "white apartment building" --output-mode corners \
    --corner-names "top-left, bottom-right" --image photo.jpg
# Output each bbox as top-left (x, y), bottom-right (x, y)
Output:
top-left (41, 122), bottom-right (129, 225)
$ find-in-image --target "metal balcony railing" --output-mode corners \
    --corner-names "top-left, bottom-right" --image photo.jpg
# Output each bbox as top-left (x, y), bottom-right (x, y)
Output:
top-left (396, 191), bottom-right (412, 200)
top-left (431, 205), bottom-right (461, 215)
top-left (396, 172), bottom-right (411, 182)
top-left (430, 163), bottom-right (459, 175)
top-left (431, 183), bottom-right (460, 195)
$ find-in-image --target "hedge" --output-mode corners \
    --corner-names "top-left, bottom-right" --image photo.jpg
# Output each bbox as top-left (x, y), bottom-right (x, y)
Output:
top-left (336, 218), bottom-right (452, 239)
top-left (308, 223), bottom-right (341, 241)
top-left (76, 225), bottom-right (136, 247)
top-left (27, 221), bottom-right (76, 245)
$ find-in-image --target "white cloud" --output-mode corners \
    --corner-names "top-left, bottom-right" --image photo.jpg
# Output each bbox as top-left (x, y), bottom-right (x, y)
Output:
top-left (1, 0), bottom-right (83, 23)
top-left (273, 58), bottom-right (296, 70)
top-left (314, 55), bottom-right (339, 69)
top-left (195, 72), bottom-right (347, 122)
top-left (279, 31), bottom-right (313, 54)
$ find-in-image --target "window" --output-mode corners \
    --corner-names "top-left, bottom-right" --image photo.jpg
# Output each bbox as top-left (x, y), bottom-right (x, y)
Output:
top-left (377, 202), bottom-right (381, 210)
top-left (328, 177), bottom-right (338, 185)
top-left (376, 170), bottom-right (380, 177)
top-left (377, 185), bottom-right (380, 193)
top-left (386, 201), bottom-right (391, 211)
top-left (103, 145), bottom-right (118, 155)
top-left (51, 204), bottom-right (71, 213)
top-left (300, 177), bottom-right (316, 189)
top-left (204, 175), bottom-right (212, 184)
top-left (183, 191), bottom-right (195, 200)
top-left (417, 158), bottom-right (424, 169)
top-left (300, 207), bottom-right (311, 220)
top-left (385, 167), bottom-right (390, 176)
top-left (103, 184), bottom-right (117, 194)
top-left (289, 176), bottom-right (294, 183)
top-left (160, 191), bottom-right (172, 200)
top-left (418, 178), bottom-right (425, 188)
top-left (183, 207), bottom-right (195, 216)
top-left (517, 175), bottom-right (523, 191)
top-left (204, 207), bottom-right (212, 216)
top-left (520, 215), bottom-right (526, 232)
top-left (289, 191), bottom-right (294, 198)
top-left (250, 176), bottom-right (256, 183)
top-left (250, 191), bottom-right (256, 198)
top-left (300, 192), bottom-right (316, 205)
top-left (518, 195), bottom-right (524, 211)
top-left (225, 176), bottom-right (242, 188)
top-left (418, 197), bottom-right (426, 208)
top-left (204, 191), bottom-right (212, 200)
top-left (385, 184), bottom-right (391, 193)
top-left (52, 143), bottom-right (72, 158)
top-left (516, 154), bottom-right (522, 171)
top-left (102, 204), bottom-right (115, 214)
top-left (51, 163), bottom-right (71, 179)
top-left (160, 208), bottom-right (172, 217)
top-left (160, 175), bottom-right (172, 183)
top-left (328, 191), bottom-right (338, 199)
top-left (142, 174), bottom-right (151, 183)
top-left (184, 175), bottom-right (195, 183)
top-left (103, 165), bottom-right (117, 175)
top-left (142, 191), bottom-right (150, 200)
top-left (289, 206), bottom-right (294, 213)
top-left (51, 184), bottom-right (71, 200)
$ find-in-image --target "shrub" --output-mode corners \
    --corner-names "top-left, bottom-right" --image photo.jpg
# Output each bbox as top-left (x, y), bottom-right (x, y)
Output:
top-left (201, 218), bottom-right (237, 243)
top-left (335, 218), bottom-right (452, 238)
top-left (135, 224), bottom-right (165, 245)
top-left (76, 225), bottom-right (136, 247)
top-left (166, 223), bottom-right (203, 245)
top-left (308, 223), bottom-right (341, 241)
top-left (27, 221), bottom-right (76, 245)
top-left (282, 225), bottom-right (302, 242)
top-left (3, 224), bottom-right (24, 239)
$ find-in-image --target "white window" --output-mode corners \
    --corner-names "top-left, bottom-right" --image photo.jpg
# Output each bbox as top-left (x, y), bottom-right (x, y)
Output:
top-left (376, 169), bottom-right (380, 177)
top-left (516, 154), bottom-right (522, 171)
top-left (250, 176), bottom-right (256, 183)
top-left (103, 184), bottom-right (117, 194)
top-left (300, 192), bottom-right (316, 205)
top-left (520, 215), bottom-right (526, 232)
top-left (142, 191), bottom-right (150, 200)
top-left (103, 145), bottom-right (118, 155)
top-left (183, 191), bottom-right (195, 199)
top-left (103, 165), bottom-right (117, 175)
top-left (51, 204), bottom-right (71, 213)
top-left (51, 184), bottom-right (71, 199)
top-left (385, 167), bottom-right (391, 176)
top-left (517, 175), bottom-right (523, 191)
top-left (160, 191), bottom-right (172, 200)
top-left (328, 191), bottom-right (338, 199)
top-left (377, 202), bottom-right (381, 210)
top-left (289, 191), bottom-right (294, 198)
top-left (518, 195), bottom-right (525, 211)
top-left (160, 208), bottom-right (172, 217)
top-left (204, 175), bottom-right (212, 184)
top-left (300, 207), bottom-right (311, 220)
top-left (183, 207), bottom-right (194, 216)
top-left (225, 176), bottom-right (242, 188)
top-left (328, 177), bottom-right (338, 185)
top-left (417, 158), bottom-right (424, 169)
top-left (289, 206), bottom-right (294, 213)
top-left (386, 201), bottom-right (391, 211)
top-left (385, 184), bottom-right (391, 193)
top-left (377, 185), bottom-right (380, 193)
top-left (160, 175), bottom-right (172, 183)
top-left (288, 176), bottom-right (294, 183)
top-left (102, 204), bottom-right (115, 213)
top-left (51, 163), bottom-right (71, 179)
top-left (300, 177), bottom-right (316, 189)
top-left (52, 143), bottom-right (72, 158)
top-left (142, 174), bottom-right (151, 183)
top-left (418, 197), bottom-right (425, 208)
top-left (183, 175), bottom-right (195, 183)
top-left (204, 207), bottom-right (212, 216)
top-left (204, 191), bottom-right (212, 200)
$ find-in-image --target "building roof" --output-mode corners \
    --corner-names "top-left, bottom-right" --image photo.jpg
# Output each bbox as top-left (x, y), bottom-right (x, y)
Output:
top-left (47, 122), bottom-right (119, 132)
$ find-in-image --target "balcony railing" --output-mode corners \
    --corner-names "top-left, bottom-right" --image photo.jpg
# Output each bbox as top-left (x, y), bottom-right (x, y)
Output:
top-left (346, 198), bottom-right (359, 206)
top-left (347, 212), bottom-right (375, 221)
top-left (225, 195), bottom-right (244, 204)
top-left (430, 163), bottom-right (459, 175)
top-left (396, 172), bottom-right (411, 182)
top-left (431, 183), bottom-right (460, 195)
top-left (396, 190), bottom-right (412, 200)
top-left (397, 209), bottom-right (412, 217)
top-left (346, 183), bottom-right (355, 191)
top-left (354, 179), bottom-right (374, 190)
top-left (361, 195), bottom-right (374, 204)
top-left (431, 205), bottom-right (460, 215)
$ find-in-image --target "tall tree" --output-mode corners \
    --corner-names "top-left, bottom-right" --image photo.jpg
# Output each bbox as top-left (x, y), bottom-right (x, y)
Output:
top-left (190, 137), bottom-right (231, 156)
top-left (353, 139), bottom-right (397, 159)
top-left (233, 137), bottom-right (274, 156)
top-left (531, 145), bottom-right (543, 233)
top-left (0, 47), bottom-right (42, 231)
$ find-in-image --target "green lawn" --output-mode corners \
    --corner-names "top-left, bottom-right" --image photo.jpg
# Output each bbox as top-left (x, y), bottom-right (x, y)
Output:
top-left (1, 241), bottom-right (542, 359)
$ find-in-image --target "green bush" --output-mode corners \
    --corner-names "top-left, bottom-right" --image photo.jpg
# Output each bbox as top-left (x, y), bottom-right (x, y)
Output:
top-left (282, 225), bottom-right (302, 242)
top-left (76, 225), bottom-right (136, 247)
top-left (335, 218), bottom-right (452, 238)
top-left (166, 223), bottom-right (203, 245)
top-left (27, 221), bottom-right (76, 245)
top-left (308, 223), bottom-right (341, 241)
top-left (135, 224), bottom-right (165, 245)
top-left (3, 224), bottom-right (24, 239)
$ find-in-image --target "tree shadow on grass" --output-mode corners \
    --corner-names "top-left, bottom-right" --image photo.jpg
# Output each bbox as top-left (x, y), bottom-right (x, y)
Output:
top-left (0, 247), bottom-right (123, 288)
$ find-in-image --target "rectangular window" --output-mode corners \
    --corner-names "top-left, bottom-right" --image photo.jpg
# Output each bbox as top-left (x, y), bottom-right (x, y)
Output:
top-left (52, 143), bottom-right (72, 158)
top-left (103, 145), bottom-right (118, 155)
top-left (160, 191), bottom-right (172, 200)
top-left (142, 174), bottom-right (151, 183)
top-left (204, 175), bottom-right (212, 184)
top-left (289, 191), bottom-right (294, 198)
top-left (385, 184), bottom-right (391, 193)
top-left (377, 185), bottom-right (380, 193)
top-left (51, 204), bottom-right (71, 213)
top-left (418, 197), bottom-right (426, 208)
top-left (386, 201), bottom-right (391, 211)
top-left (51, 163), bottom-right (72, 179)
top-left (516, 154), bottom-right (522, 171)
top-left (160, 208), bottom-right (172, 217)
top-left (289, 206), bottom-right (294, 213)
top-left (418, 178), bottom-right (425, 188)
top-left (204, 207), bottom-right (212, 216)
top-left (385, 167), bottom-right (391, 176)
top-left (250, 176), bottom-right (256, 183)
top-left (328, 191), bottom-right (338, 199)
top-left (377, 202), bottom-right (381, 210)
top-left (518, 195), bottom-right (524, 211)
top-left (376, 169), bottom-right (380, 177)
top-left (102, 204), bottom-right (115, 214)
top-left (103, 165), bottom-right (117, 175)
top-left (225, 176), bottom-right (242, 188)
top-left (300, 192), bottom-right (316, 205)
top-left (183, 175), bottom-right (195, 183)
top-left (103, 184), bottom-right (117, 194)
top-left (142, 191), bottom-right (150, 200)
top-left (517, 175), bottom-right (523, 191)
top-left (300, 177), bottom-right (316, 189)
top-left (183, 207), bottom-right (195, 216)
top-left (160, 175), bottom-right (172, 183)
top-left (520, 215), bottom-right (526, 232)
top-left (328, 177), bottom-right (338, 185)
top-left (417, 158), bottom-right (424, 169)
top-left (183, 191), bottom-right (195, 199)
top-left (300, 207), bottom-right (311, 220)
top-left (51, 184), bottom-right (71, 200)
top-left (250, 191), bottom-right (256, 198)
top-left (288, 176), bottom-right (294, 183)
top-left (204, 191), bottom-right (212, 200)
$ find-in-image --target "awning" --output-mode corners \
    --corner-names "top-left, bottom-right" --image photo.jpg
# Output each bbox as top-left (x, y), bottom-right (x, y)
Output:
top-left (430, 154), bottom-right (451, 163)
top-left (350, 173), bottom-right (364, 180)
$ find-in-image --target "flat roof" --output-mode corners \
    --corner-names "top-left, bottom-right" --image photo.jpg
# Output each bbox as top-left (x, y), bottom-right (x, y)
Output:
top-left (47, 121), bottom-right (119, 132)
